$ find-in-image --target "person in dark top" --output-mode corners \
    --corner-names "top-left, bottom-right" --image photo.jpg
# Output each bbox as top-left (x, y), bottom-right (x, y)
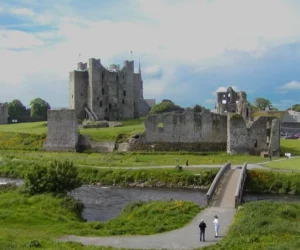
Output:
top-left (199, 219), bottom-right (207, 242)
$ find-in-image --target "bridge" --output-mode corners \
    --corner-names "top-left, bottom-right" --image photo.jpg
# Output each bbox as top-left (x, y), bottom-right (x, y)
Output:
top-left (206, 162), bottom-right (247, 208)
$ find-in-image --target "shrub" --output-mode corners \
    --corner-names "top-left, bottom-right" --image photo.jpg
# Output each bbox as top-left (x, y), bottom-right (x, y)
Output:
top-left (25, 160), bottom-right (82, 195)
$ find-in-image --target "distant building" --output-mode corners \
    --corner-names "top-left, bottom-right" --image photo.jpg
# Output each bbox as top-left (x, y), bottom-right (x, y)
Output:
top-left (281, 110), bottom-right (300, 133)
top-left (69, 58), bottom-right (155, 121)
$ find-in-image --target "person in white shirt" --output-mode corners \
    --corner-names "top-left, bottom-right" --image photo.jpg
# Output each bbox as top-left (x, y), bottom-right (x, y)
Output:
top-left (213, 215), bottom-right (219, 238)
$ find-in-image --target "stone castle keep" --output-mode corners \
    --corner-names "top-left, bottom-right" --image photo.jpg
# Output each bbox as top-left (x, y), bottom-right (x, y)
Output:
top-left (0, 103), bottom-right (8, 124)
top-left (69, 58), bottom-right (154, 121)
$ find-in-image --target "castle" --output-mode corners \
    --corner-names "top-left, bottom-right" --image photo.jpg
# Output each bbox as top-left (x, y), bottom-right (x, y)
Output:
top-left (0, 103), bottom-right (8, 124)
top-left (69, 58), bottom-right (155, 121)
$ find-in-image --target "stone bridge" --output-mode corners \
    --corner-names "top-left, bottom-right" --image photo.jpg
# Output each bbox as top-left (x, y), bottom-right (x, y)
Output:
top-left (206, 162), bottom-right (247, 208)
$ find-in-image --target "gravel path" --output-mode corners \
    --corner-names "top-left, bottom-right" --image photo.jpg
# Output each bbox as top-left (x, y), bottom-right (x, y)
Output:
top-left (58, 207), bottom-right (236, 250)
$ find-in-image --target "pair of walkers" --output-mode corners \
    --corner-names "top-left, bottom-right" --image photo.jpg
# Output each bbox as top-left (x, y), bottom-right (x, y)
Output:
top-left (198, 215), bottom-right (219, 242)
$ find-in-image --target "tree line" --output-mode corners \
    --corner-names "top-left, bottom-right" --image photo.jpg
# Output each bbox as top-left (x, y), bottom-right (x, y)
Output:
top-left (7, 98), bottom-right (50, 121)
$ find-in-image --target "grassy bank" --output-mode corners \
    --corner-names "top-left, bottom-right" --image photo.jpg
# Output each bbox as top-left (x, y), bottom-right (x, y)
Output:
top-left (202, 201), bottom-right (300, 250)
top-left (0, 186), bottom-right (200, 249)
top-left (245, 169), bottom-right (300, 194)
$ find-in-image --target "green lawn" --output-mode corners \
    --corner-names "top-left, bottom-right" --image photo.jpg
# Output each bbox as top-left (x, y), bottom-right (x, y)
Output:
top-left (0, 121), bottom-right (47, 134)
top-left (263, 157), bottom-right (300, 171)
top-left (0, 150), bottom-right (263, 167)
top-left (0, 187), bottom-right (200, 249)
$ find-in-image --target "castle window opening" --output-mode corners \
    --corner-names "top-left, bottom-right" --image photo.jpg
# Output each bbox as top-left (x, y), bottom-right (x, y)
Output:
top-left (72, 95), bottom-right (73, 98)
top-left (246, 108), bottom-right (249, 118)
top-left (105, 108), bottom-right (108, 113)
top-left (122, 99), bottom-right (125, 104)
top-left (109, 103), bottom-right (112, 110)
top-left (123, 91), bottom-right (126, 96)
top-left (102, 88), bottom-right (104, 95)
top-left (99, 101), bottom-right (102, 107)
top-left (254, 140), bottom-right (258, 148)
top-left (116, 75), bottom-right (119, 81)
top-left (157, 122), bottom-right (164, 128)
top-left (80, 92), bottom-right (83, 97)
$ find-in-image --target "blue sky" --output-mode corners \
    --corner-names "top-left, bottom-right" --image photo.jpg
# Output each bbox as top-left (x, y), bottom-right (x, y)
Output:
top-left (1, 0), bottom-right (300, 110)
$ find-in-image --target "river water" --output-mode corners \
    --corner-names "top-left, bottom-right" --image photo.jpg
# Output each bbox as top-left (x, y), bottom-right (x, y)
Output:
top-left (1, 178), bottom-right (300, 222)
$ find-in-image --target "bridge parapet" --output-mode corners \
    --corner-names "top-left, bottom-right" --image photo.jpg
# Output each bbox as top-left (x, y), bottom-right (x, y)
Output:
top-left (206, 162), bottom-right (231, 206)
top-left (235, 162), bottom-right (247, 208)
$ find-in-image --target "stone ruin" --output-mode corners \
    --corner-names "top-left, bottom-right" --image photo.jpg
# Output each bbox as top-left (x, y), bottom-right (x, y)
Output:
top-left (0, 103), bottom-right (8, 124)
top-left (144, 87), bottom-right (280, 156)
top-left (43, 109), bottom-right (79, 152)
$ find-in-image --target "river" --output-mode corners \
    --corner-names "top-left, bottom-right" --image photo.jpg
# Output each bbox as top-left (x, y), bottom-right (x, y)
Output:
top-left (1, 178), bottom-right (300, 222)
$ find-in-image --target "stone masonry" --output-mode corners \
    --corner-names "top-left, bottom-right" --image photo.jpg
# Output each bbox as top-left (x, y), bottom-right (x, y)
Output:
top-left (145, 109), bottom-right (227, 143)
top-left (0, 103), bottom-right (8, 124)
top-left (69, 58), bottom-right (155, 121)
top-left (43, 109), bottom-right (78, 152)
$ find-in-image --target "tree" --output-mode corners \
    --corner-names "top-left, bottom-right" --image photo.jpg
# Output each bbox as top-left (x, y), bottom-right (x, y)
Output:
top-left (193, 104), bottom-right (206, 113)
top-left (253, 97), bottom-right (272, 111)
top-left (8, 99), bottom-right (26, 118)
top-left (149, 100), bottom-right (184, 114)
top-left (30, 98), bottom-right (50, 118)
top-left (291, 104), bottom-right (300, 112)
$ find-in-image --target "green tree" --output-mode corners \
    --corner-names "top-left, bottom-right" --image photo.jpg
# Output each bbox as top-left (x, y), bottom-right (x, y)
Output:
top-left (193, 104), bottom-right (206, 112)
top-left (25, 160), bottom-right (82, 195)
top-left (149, 100), bottom-right (184, 114)
top-left (8, 99), bottom-right (26, 118)
top-left (253, 97), bottom-right (272, 111)
top-left (291, 104), bottom-right (300, 112)
top-left (30, 98), bottom-right (50, 118)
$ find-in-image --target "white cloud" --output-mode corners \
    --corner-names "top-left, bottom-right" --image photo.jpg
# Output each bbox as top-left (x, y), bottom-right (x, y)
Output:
top-left (0, 30), bottom-right (45, 49)
top-left (277, 81), bottom-right (300, 91)
top-left (144, 65), bottom-right (160, 75)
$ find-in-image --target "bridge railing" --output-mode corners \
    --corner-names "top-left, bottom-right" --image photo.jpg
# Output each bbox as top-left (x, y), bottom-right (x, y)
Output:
top-left (206, 162), bottom-right (231, 206)
top-left (235, 162), bottom-right (247, 208)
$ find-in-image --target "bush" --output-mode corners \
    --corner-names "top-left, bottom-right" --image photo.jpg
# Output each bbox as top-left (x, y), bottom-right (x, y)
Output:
top-left (25, 160), bottom-right (82, 195)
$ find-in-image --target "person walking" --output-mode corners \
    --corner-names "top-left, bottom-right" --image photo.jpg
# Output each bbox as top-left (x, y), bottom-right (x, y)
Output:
top-left (213, 215), bottom-right (219, 238)
top-left (186, 159), bottom-right (189, 167)
top-left (199, 219), bottom-right (206, 242)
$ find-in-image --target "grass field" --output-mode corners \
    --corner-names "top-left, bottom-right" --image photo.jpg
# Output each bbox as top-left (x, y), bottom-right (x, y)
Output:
top-left (0, 150), bottom-right (264, 167)
top-left (0, 187), bottom-right (200, 249)
top-left (263, 157), bottom-right (300, 171)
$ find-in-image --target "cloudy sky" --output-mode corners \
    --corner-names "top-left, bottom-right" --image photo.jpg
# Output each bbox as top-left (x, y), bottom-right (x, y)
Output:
top-left (1, 0), bottom-right (300, 110)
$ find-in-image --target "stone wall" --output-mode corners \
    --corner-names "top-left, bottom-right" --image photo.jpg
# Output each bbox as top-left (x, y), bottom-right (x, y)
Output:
top-left (145, 109), bottom-right (227, 144)
top-left (0, 103), bottom-right (8, 124)
top-left (227, 114), bottom-right (280, 155)
top-left (43, 109), bottom-right (78, 152)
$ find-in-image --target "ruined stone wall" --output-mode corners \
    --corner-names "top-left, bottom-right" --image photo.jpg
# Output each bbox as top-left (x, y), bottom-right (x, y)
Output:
top-left (0, 103), bottom-right (8, 124)
top-left (227, 114), bottom-right (280, 155)
top-left (43, 109), bottom-right (78, 152)
top-left (145, 110), bottom-right (227, 143)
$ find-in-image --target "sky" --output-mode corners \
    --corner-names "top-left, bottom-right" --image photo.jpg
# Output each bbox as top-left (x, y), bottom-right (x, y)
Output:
top-left (1, 0), bottom-right (300, 110)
